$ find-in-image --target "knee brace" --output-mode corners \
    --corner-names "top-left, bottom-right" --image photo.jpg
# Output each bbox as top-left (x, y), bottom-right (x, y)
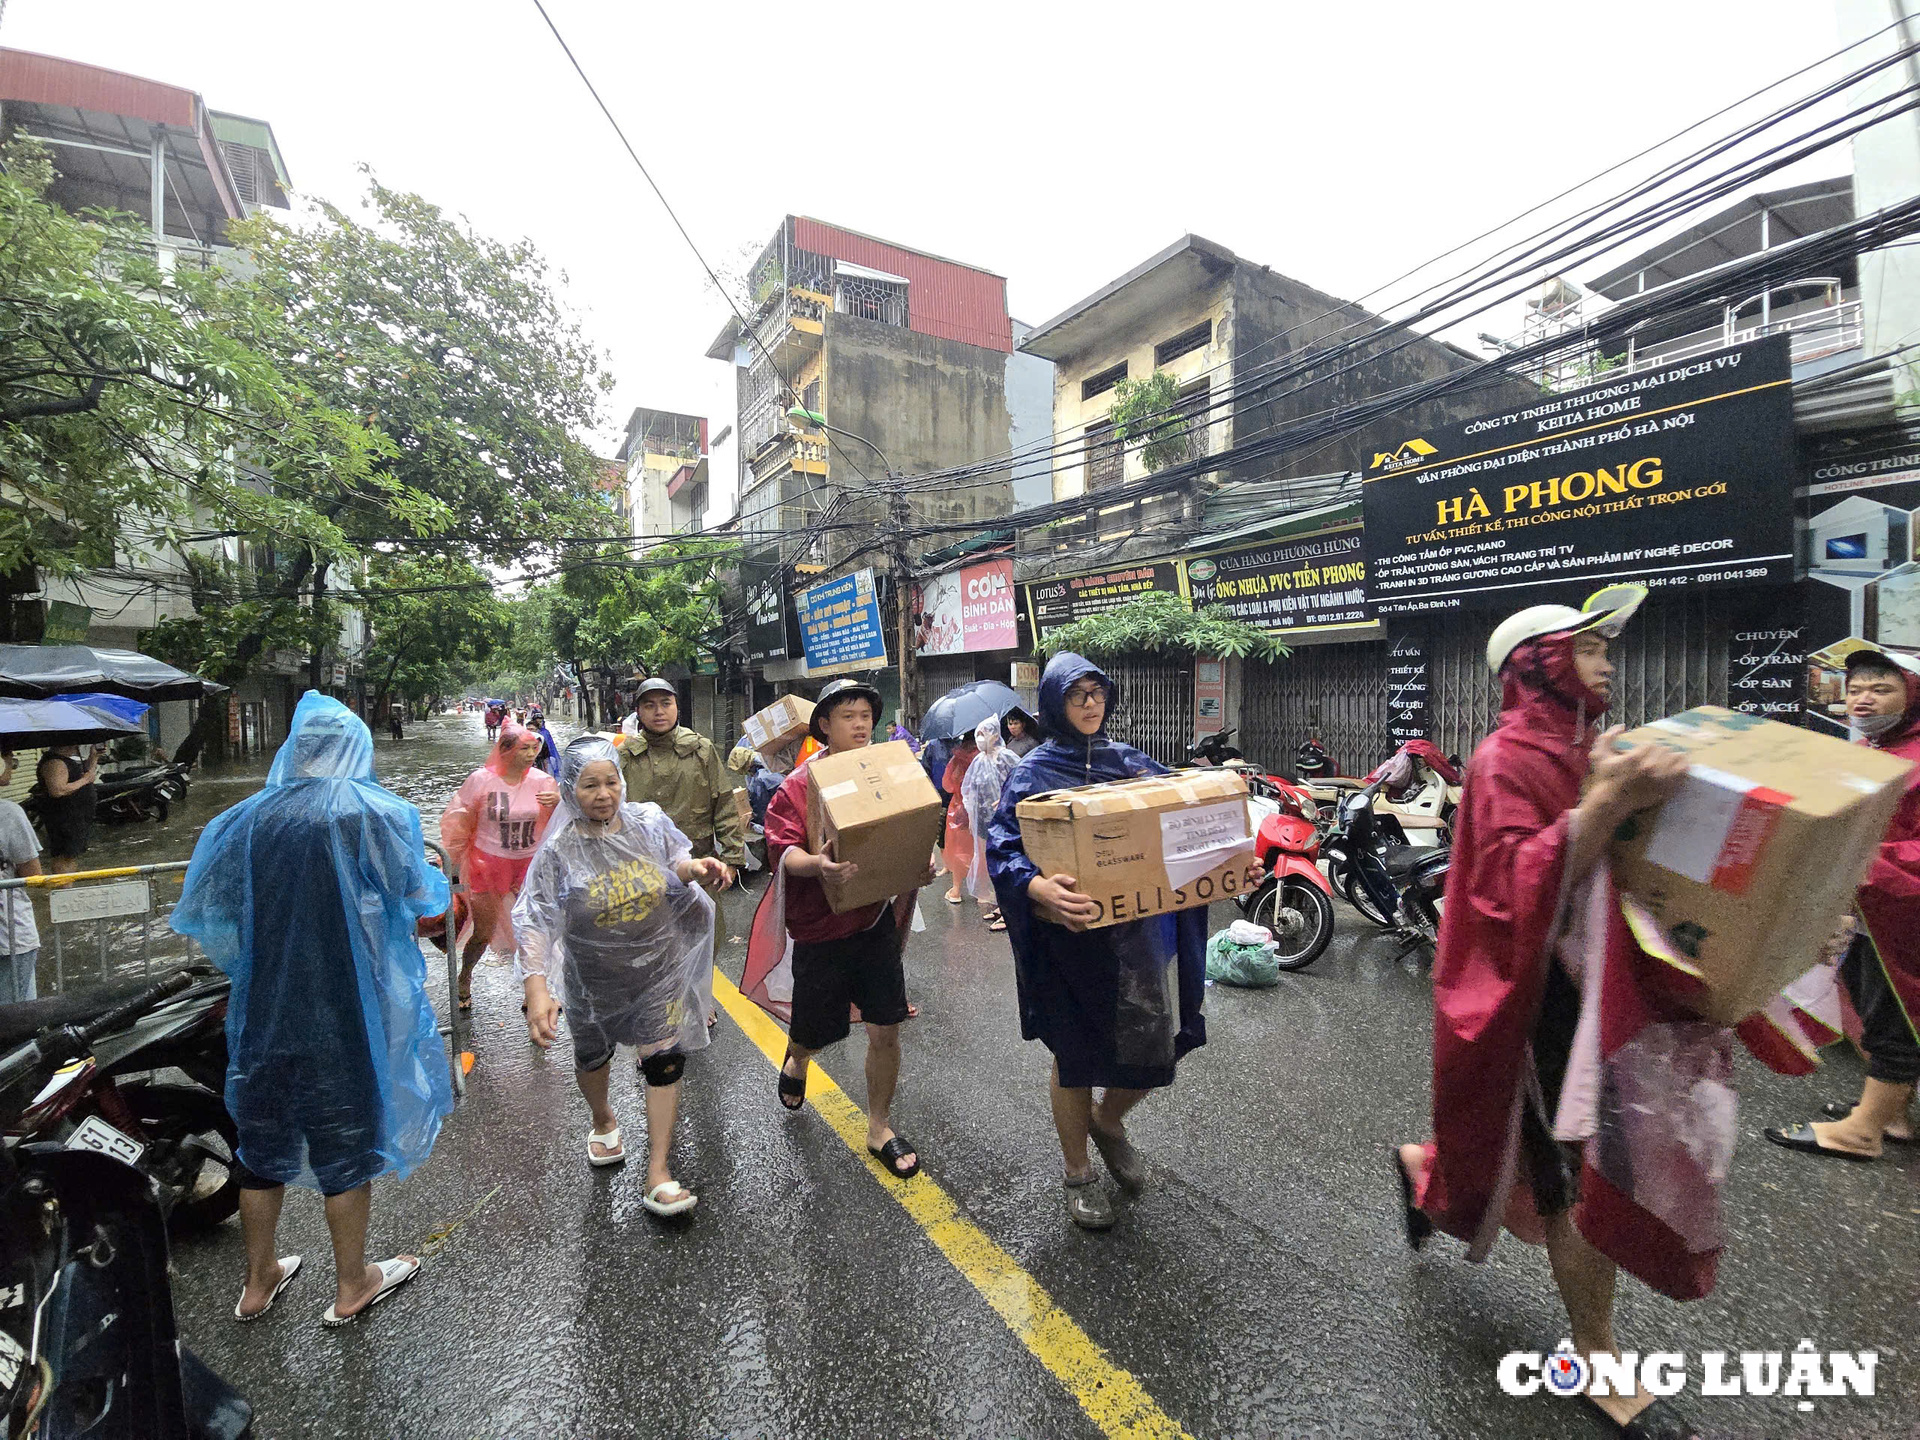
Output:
top-left (639, 1050), bottom-right (685, 1087)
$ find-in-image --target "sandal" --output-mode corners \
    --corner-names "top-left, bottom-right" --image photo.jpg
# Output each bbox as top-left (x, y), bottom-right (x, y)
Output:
top-left (988, 916), bottom-right (1007, 932)
top-left (1763, 1121), bottom-right (1876, 1161)
top-left (1088, 1120), bottom-right (1146, 1193)
top-left (1820, 1100), bottom-right (1916, 1142)
top-left (642, 1181), bottom-right (698, 1217)
top-left (587, 1126), bottom-right (626, 1167)
top-left (320, 1256), bottom-right (420, 1327)
top-left (457, 985), bottom-right (473, 1012)
top-left (1064, 1174), bottom-right (1114, 1230)
top-left (778, 1053), bottom-right (806, 1111)
top-left (232, 1254), bottom-right (302, 1322)
top-left (867, 1134), bottom-right (921, 1180)
top-left (1393, 1150), bottom-right (1433, 1251)
top-left (1584, 1394), bottom-right (1702, 1439)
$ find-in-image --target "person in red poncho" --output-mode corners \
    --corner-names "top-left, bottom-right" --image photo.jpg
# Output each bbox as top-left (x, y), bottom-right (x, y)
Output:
top-left (1393, 584), bottom-right (1708, 1440)
top-left (1765, 645), bottom-right (1920, 1158)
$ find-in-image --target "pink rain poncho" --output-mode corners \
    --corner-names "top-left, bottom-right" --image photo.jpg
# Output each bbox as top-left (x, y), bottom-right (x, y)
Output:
top-left (510, 737), bottom-right (714, 1062)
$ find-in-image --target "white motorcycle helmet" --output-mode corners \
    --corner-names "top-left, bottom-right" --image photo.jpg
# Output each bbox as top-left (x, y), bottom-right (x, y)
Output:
top-left (1484, 583), bottom-right (1648, 675)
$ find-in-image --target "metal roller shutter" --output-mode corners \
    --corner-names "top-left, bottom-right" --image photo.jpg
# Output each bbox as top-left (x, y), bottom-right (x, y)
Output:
top-left (1101, 657), bottom-right (1193, 767)
top-left (1240, 640), bottom-right (1390, 779)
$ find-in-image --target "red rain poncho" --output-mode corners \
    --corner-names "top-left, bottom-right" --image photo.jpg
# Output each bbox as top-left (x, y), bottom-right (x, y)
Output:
top-left (1854, 663), bottom-right (1920, 1038)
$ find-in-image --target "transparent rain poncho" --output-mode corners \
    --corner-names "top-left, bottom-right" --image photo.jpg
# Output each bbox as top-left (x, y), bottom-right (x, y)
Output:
top-left (961, 716), bottom-right (1018, 902)
top-left (171, 692), bottom-right (452, 1193)
top-left (511, 737), bottom-right (714, 1061)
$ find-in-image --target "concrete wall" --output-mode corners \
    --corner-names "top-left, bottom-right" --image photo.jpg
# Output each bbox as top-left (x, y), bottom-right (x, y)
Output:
top-left (1843, 0), bottom-right (1920, 398)
top-left (822, 313), bottom-right (1015, 563)
top-left (1227, 268), bottom-right (1539, 483)
top-left (1045, 282), bottom-right (1233, 501)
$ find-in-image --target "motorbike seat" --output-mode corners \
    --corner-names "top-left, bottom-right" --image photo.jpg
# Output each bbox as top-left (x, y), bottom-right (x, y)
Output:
top-left (1381, 845), bottom-right (1431, 880)
top-left (0, 977), bottom-right (156, 1051)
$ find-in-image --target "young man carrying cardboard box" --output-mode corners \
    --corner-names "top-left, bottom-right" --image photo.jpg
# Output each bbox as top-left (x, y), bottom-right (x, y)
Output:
top-left (1766, 645), bottom-right (1920, 1160)
top-left (762, 678), bottom-right (936, 1180)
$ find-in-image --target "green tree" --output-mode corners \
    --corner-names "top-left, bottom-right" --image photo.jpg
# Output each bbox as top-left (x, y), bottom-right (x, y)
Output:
top-left (1035, 590), bottom-right (1291, 662)
top-left (360, 554), bottom-right (510, 717)
top-left (1108, 371), bottom-right (1187, 474)
top-left (558, 538), bottom-right (738, 695)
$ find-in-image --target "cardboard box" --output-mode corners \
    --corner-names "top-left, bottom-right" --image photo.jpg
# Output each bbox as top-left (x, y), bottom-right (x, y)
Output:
top-left (805, 740), bottom-right (945, 913)
top-left (1611, 706), bottom-right (1915, 1024)
top-left (731, 787), bottom-right (752, 833)
top-left (1015, 769), bottom-right (1254, 929)
top-left (743, 695), bottom-right (814, 754)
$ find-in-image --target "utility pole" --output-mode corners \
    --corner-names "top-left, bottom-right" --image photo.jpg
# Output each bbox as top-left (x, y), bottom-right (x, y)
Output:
top-left (889, 485), bottom-right (918, 732)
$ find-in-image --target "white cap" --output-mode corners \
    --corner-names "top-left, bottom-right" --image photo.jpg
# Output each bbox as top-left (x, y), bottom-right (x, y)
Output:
top-left (1485, 583), bottom-right (1648, 675)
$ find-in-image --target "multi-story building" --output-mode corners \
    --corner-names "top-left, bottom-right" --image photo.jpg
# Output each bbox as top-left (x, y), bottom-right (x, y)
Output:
top-left (613, 408), bottom-right (709, 538)
top-left (0, 48), bottom-right (334, 756)
top-left (707, 217), bottom-right (1051, 716)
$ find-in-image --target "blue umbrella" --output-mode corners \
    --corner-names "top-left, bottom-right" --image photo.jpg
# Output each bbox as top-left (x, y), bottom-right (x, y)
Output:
top-left (0, 698), bottom-right (146, 749)
top-left (63, 691), bottom-right (150, 727)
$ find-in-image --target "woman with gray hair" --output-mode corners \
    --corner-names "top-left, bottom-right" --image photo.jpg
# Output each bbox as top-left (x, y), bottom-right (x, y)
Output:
top-left (513, 736), bottom-right (732, 1215)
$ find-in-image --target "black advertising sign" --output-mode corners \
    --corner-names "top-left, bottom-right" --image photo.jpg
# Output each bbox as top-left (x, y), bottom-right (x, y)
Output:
top-left (1385, 630), bottom-right (1430, 743)
top-left (743, 557), bottom-right (790, 663)
top-left (1363, 335), bottom-right (1794, 615)
top-left (1184, 528), bottom-right (1371, 633)
top-left (1026, 562), bottom-right (1182, 641)
top-left (1726, 592), bottom-right (1807, 724)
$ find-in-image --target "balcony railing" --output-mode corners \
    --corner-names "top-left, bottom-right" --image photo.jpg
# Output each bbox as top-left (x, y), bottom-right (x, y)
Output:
top-left (1613, 298), bottom-right (1862, 375)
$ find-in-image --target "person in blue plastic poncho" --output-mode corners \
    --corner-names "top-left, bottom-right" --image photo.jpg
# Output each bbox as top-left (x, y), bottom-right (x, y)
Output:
top-left (988, 654), bottom-right (1262, 1231)
top-left (173, 692), bottom-right (452, 1327)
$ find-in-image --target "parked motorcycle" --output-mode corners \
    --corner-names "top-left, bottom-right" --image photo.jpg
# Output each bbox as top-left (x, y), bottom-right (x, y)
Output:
top-left (1321, 779), bottom-right (1449, 954)
top-left (0, 971), bottom-right (252, 1438)
top-left (1186, 731), bottom-right (1335, 971)
top-left (1, 968), bottom-right (239, 1233)
top-left (1303, 740), bottom-right (1460, 850)
top-left (24, 761), bottom-right (192, 831)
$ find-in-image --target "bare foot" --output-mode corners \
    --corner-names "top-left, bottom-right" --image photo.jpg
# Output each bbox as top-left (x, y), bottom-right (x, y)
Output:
top-left (332, 1256), bottom-right (416, 1320)
top-left (1810, 1119), bottom-right (1882, 1158)
top-left (237, 1259), bottom-right (291, 1318)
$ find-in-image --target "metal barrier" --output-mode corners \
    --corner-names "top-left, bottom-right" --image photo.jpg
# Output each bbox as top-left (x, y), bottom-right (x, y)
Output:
top-left (1, 840), bottom-right (470, 1099)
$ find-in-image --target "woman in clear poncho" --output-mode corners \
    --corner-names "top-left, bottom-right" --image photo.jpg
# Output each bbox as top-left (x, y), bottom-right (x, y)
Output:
top-left (961, 716), bottom-right (1018, 931)
top-left (513, 737), bottom-right (732, 1216)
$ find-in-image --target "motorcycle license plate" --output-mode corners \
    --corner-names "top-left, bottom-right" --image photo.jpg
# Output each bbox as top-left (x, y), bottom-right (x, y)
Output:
top-left (65, 1114), bottom-right (146, 1168)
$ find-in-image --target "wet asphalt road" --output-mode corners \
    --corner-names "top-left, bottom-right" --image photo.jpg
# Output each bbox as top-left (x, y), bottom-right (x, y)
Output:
top-left (145, 714), bottom-right (1916, 1439)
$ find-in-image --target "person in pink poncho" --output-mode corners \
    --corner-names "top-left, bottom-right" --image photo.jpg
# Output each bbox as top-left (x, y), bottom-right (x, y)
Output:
top-left (440, 722), bottom-right (559, 1011)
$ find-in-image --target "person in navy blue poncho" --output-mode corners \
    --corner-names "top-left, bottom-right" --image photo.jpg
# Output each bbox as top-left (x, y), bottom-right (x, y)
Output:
top-left (988, 653), bottom-right (1262, 1230)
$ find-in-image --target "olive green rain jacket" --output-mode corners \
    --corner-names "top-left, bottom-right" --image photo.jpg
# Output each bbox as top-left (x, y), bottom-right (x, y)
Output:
top-left (619, 724), bottom-right (746, 865)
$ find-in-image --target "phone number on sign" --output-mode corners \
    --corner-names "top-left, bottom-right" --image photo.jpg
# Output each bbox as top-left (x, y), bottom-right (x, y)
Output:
top-left (1645, 565), bottom-right (1775, 587)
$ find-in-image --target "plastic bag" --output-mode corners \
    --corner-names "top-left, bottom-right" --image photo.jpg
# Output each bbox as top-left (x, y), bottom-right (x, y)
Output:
top-left (1206, 929), bottom-right (1282, 987)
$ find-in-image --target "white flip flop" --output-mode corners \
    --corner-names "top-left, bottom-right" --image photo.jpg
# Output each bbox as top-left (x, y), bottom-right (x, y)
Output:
top-left (642, 1181), bottom-right (698, 1217)
top-left (232, 1254), bottom-right (302, 1322)
top-left (587, 1126), bottom-right (625, 1167)
top-left (320, 1256), bottom-right (420, 1328)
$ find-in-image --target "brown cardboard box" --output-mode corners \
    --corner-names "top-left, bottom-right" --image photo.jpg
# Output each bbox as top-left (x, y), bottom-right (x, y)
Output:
top-left (731, 787), bottom-right (752, 833)
top-left (1611, 706), bottom-right (1915, 1023)
top-left (805, 740), bottom-right (945, 913)
top-left (1015, 769), bottom-right (1254, 929)
top-left (743, 695), bottom-right (814, 754)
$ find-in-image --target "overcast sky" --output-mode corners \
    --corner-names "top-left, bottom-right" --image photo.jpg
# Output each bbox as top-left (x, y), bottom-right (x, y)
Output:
top-left (5, 1), bottom-right (1847, 518)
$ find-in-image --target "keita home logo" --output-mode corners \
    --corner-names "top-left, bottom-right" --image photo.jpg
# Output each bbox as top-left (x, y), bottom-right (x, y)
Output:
top-left (1371, 437), bottom-right (1437, 473)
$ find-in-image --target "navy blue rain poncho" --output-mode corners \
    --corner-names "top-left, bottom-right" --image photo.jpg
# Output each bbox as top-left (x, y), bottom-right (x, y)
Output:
top-left (987, 653), bottom-right (1208, 1090)
top-left (172, 693), bottom-right (452, 1193)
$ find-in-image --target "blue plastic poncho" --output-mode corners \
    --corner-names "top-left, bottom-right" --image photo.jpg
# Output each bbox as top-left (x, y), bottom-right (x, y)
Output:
top-left (511, 737), bottom-right (714, 1063)
top-left (171, 692), bottom-right (452, 1193)
top-left (986, 653), bottom-right (1209, 1090)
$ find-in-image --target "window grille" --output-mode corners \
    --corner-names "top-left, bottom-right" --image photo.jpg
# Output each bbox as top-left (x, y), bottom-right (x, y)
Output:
top-left (1082, 362), bottom-right (1128, 402)
top-left (835, 273), bottom-right (908, 327)
top-left (1084, 422), bottom-right (1124, 491)
top-left (1154, 322), bottom-right (1211, 367)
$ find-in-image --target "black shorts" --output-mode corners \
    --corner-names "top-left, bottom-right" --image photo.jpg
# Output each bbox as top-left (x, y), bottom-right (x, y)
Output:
top-left (788, 915), bottom-right (908, 1051)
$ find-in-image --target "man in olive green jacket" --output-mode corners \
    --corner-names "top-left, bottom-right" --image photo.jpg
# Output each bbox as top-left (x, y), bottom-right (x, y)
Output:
top-left (618, 677), bottom-right (746, 868)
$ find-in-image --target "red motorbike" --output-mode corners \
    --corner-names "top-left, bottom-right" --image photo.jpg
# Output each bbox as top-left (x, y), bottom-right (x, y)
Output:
top-left (1187, 731), bottom-right (1336, 971)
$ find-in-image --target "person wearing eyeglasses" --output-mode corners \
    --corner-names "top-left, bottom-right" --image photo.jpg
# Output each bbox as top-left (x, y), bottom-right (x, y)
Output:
top-left (986, 652), bottom-right (1263, 1230)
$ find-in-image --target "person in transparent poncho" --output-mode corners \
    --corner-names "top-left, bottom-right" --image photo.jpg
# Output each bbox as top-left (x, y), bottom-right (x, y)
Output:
top-left (513, 737), bottom-right (732, 1215)
top-left (960, 716), bottom-right (1018, 931)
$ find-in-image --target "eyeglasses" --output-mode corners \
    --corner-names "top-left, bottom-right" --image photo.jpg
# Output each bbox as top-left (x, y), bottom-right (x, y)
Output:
top-left (1064, 686), bottom-right (1106, 707)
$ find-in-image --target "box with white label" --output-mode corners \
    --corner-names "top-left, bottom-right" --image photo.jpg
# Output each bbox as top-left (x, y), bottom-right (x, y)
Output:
top-left (743, 695), bottom-right (814, 755)
top-left (805, 740), bottom-right (945, 913)
top-left (1611, 706), bottom-right (1914, 1023)
top-left (1015, 770), bottom-right (1254, 929)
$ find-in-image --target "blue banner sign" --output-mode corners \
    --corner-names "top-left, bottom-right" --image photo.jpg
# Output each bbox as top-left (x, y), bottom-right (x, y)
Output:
top-left (797, 568), bottom-right (889, 672)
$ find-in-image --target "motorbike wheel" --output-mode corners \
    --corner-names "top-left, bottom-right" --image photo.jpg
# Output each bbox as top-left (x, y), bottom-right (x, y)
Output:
top-left (118, 1081), bottom-right (241, 1232)
top-left (1342, 870), bottom-right (1397, 930)
top-left (1247, 877), bottom-right (1334, 972)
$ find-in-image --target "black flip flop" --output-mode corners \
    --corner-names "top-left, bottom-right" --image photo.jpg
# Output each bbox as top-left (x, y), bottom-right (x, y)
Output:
top-left (1820, 1100), bottom-right (1917, 1142)
top-left (1763, 1122), bottom-right (1876, 1161)
top-left (777, 1053), bottom-right (806, 1112)
top-left (1585, 1394), bottom-right (1702, 1439)
top-left (1392, 1150), bottom-right (1433, 1251)
top-left (868, 1135), bottom-right (920, 1180)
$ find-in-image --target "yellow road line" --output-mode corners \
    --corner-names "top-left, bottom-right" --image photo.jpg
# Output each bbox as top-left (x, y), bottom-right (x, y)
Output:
top-left (712, 971), bottom-right (1193, 1440)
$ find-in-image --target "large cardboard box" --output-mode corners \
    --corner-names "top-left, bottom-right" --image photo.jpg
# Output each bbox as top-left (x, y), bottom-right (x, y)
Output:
top-left (743, 695), bottom-right (814, 754)
top-left (1611, 706), bottom-right (1914, 1023)
top-left (805, 740), bottom-right (945, 913)
top-left (731, 787), bottom-right (752, 833)
top-left (1015, 770), bottom-right (1254, 929)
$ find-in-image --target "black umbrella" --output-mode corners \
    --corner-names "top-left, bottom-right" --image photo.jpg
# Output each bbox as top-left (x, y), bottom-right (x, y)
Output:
top-left (0, 644), bottom-right (225, 702)
top-left (919, 680), bottom-right (1023, 743)
top-left (0, 698), bottom-right (146, 749)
